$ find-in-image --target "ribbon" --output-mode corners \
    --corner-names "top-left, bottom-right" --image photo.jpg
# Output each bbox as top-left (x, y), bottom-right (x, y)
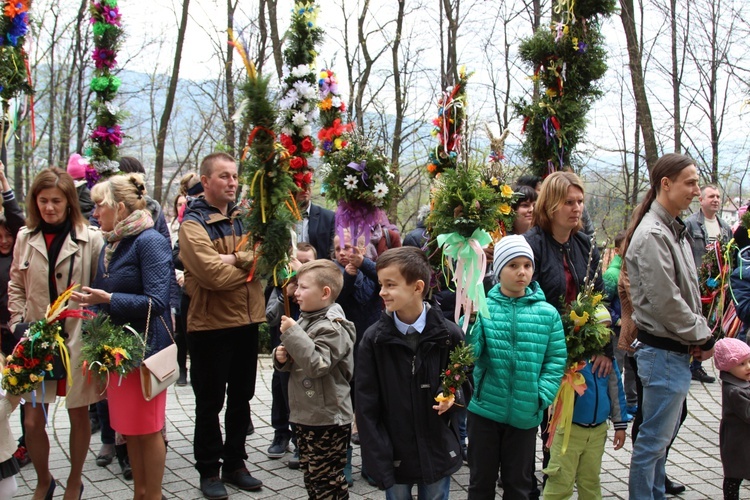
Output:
top-left (347, 160), bottom-right (368, 186)
top-left (249, 170), bottom-right (267, 223)
top-left (546, 361), bottom-right (588, 454)
top-left (52, 331), bottom-right (73, 387)
top-left (335, 200), bottom-right (387, 249)
top-left (437, 228), bottom-right (492, 329)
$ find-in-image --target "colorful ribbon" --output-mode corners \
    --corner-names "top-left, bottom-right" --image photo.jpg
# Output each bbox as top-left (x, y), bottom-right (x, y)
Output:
top-left (546, 361), bottom-right (588, 454)
top-left (437, 228), bottom-right (492, 328)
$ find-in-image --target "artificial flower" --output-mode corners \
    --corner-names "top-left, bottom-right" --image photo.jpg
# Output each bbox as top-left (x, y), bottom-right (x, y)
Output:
top-left (373, 182), bottom-right (389, 199)
top-left (289, 156), bottom-right (307, 170)
top-left (319, 97), bottom-right (332, 110)
top-left (499, 203), bottom-right (511, 215)
top-left (301, 125), bottom-right (312, 137)
top-left (291, 64), bottom-right (312, 79)
top-left (4, 0), bottom-right (28, 18)
top-left (343, 175), bottom-right (358, 190)
top-left (300, 137), bottom-right (314, 153)
top-left (279, 89), bottom-right (300, 110)
top-left (292, 111), bottom-right (307, 127)
top-left (501, 185), bottom-right (514, 197)
top-left (92, 48), bottom-right (117, 69)
top-left (90, 125), bottom-right (123, 146)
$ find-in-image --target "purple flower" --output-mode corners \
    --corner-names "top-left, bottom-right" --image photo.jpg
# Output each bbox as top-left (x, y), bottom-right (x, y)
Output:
top-left (6, 12), bottom-right (29, 46)
top-left (102, 5), bottom-right (121, 26)
top-left (92, 48), bottom-right (117, 69)
top-left (90, 125), bottom-right (123, 146)
top-left (577, 41), bottom-right (588, 54)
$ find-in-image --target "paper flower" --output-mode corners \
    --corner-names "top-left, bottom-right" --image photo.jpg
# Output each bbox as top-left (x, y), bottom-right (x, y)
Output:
top-left (373, 182), bottom-right (389, 199)
top-left (344, 175), bottom-right (358, 190)
top-left (292, 111), bottom-right (307, 127)
top-left (92, 48), bottom-right (117, 69)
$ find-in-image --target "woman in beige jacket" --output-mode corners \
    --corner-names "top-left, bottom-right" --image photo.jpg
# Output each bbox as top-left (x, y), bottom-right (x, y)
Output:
top-left (8, 168), bottom-right (104, 500)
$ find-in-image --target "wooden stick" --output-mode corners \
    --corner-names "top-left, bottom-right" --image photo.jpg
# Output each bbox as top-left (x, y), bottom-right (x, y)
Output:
top-left (283, 284), bottom-right (291, 318)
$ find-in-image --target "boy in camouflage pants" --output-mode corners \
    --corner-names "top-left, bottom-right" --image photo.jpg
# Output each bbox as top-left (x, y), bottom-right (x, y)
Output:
top-left (274, 260), bottom-right (356, 499)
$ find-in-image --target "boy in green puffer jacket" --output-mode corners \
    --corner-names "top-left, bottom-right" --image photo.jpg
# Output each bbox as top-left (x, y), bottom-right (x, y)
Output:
top-left (467, 235), bottom-right (567, 499)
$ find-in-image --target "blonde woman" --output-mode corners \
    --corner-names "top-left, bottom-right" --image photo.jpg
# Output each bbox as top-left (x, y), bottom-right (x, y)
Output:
top-left (74, 174), bottom-right (173, 500)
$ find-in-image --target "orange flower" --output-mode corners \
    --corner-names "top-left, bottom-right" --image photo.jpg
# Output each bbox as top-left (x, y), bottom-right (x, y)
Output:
top-left (427, 163), bottom-right (437, 173)
top-left (319, 97), bottom-right (332, 110)
top-left (4, 0), bottom-right (28, 17)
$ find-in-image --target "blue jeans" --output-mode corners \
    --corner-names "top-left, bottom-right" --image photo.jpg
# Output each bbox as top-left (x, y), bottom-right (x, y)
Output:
top-left (628, 345), bottom-right (691, 500)
top-left (385, 476), bottom-right (451, 500)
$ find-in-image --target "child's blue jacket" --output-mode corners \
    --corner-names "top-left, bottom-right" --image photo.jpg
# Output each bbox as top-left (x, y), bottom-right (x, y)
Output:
top-left (572, 360), bottom-right (629, 430)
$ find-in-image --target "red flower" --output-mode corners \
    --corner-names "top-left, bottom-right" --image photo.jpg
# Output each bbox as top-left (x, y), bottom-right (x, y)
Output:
top-left (300, 137), bottom-right (314, 153)
top-left (445, 369), bottom-right (451, 376)
top-left (449, 387), bottom-right (456, 394)
top-left (294, 171), bottom-right (313, 189)
top-left (289, 156), bottom-right (307, 170)
top-left (280, 134), bottom-right (297, 155)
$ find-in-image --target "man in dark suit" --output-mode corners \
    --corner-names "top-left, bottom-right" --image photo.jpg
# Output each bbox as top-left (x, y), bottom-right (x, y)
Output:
top-left (295, 184), bottom-right (335, 260)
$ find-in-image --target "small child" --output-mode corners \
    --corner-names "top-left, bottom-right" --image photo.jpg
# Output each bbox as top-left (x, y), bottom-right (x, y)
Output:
top-left (467, 235), bottom-right (567, 498)
top-left (265, 243), bottom-right (316, 463)
top-left (714, 337), bottom-right (750, 500)
top-left (356, 246), bottom-right (464, 499)
top-left (0, 354), bottom-right (22, 498)
top-left (274, 259), bottom-right (356, 499)
top-left (543, 306), bottom-right (629, 500)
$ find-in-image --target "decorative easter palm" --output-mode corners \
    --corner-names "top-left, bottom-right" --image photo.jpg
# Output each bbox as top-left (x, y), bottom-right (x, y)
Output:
top-left (0, 0), bottom-right (34, 147)
top-left (85, 0), bottom-right (125, 186)
top-left (515, 0), bottom-right (615, 176)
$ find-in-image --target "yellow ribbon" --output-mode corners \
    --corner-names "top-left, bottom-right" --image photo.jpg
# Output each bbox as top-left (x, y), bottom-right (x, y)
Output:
top-left (249, 170), bottom-right (267, 223)
top-left (546, 361), bottom-right (588, 454)
top-left (52, 332), bottom-right (73, 387)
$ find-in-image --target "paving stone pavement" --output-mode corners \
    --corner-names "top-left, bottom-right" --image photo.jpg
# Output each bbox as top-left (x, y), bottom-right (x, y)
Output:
top-left (10, 357), bottom-right (748, 499)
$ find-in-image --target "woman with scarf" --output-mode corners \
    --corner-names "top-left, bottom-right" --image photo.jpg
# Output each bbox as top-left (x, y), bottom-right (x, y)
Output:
top-left (8, 167), bottom-right (104, 500)
top-left (74, 173), bottom-right (173, 500)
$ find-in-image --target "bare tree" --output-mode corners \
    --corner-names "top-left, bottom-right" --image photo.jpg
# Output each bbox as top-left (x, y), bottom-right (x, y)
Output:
top-left (620, 0), bottom-right (659, 171)
top-left (153, 0), bottom-right (191, 204)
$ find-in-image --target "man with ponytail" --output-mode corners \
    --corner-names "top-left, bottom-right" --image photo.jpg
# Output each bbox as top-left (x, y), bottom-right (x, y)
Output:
top-left (624, 153), bottom-right (715, 499)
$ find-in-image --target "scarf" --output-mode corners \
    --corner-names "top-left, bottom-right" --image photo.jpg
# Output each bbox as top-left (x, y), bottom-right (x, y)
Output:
top-left (40, 218), bottom-right (73, 302)
top-left (103, 209), bottom-right (154, 270)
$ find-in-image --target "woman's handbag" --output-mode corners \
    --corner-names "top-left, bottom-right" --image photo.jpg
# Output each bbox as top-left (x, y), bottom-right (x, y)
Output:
top-left (139, 299), bottom-right (179, 401)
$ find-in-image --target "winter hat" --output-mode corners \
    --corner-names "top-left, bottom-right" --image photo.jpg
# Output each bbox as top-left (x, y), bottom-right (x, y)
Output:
top-left (492, 235), bottom-right (534, 281)
top-left (714, 337), bottom-right (750, 372)
top-left (66, 153), bottom-right (88, 180)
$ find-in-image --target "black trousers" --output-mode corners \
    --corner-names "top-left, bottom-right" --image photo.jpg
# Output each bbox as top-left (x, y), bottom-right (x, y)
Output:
top-left (187, 324), bottom-right (259, 477)
top-left (270, 324), bottom-right (292, 440)
top-left (467, 411), bottom-right (537, 500)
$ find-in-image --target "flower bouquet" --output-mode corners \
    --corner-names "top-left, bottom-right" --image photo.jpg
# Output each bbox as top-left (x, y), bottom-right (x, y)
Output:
top-left (317, 68), bottom-right (352, 155)
top-left (434, 341), bottom-right (475, 405)
top-left (321, 132), bottom-right (398, 246)
top-left (426, 164), bottom-right (503, 325)
top-left (698, 239), bottom-right (740, 338)
top-left (80, 313), bottom-right (145, 386)
top-left (1, 285), bottom-right (92, 397)
top-left (547, 242), bottom-right (611, 453)
top-left (483, 126), bottom-right (519, 241)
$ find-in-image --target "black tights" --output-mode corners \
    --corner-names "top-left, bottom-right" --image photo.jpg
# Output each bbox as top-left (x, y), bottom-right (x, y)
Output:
top-left (723, 477), bottom-right (743, 500)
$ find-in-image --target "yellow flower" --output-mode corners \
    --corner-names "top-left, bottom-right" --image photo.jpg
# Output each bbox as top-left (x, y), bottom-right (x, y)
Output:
top-left (501, 185), bottom-right (514, 197)
top-left (334, 138), bottom-right (343, 150)
top-left (13, 367), bottom-right (21, 373)
top-left (570, 310), bottom-right (590, 328)
top-left (490, 177), bottom-right (500, 186)
top-left (546, 88), bottom-right (557, 98)
top-left (7, 376), bottom-right (17, 386)
top-left (499, 204), bottom-right (512, 215)
top-left (319, 71), bottom-right (328, 79)
top-left (29, 374), bottom-right (39, 382)
top-left (46, 363), bottom-right (53, 371)
top-left (572, 37), bottom-right (578, 50)
top-left (591, 293), bottom-right (603, 306)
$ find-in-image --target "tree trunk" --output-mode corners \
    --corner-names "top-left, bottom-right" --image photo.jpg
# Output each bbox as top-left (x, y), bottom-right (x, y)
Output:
top-left (224, 0), bottom-right (238, 158)
top-left (154, 0), bottom-right (190, 204)
top-left (619, 0), bottom-right (658, 172)
top-left (388, 0), bottom-right (405, 222)
top-left (265, 0), bottom-right (283, 80)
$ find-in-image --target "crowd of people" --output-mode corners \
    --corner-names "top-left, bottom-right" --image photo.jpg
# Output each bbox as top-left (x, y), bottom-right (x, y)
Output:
top-left (0, 151), bottom-right (745, 500)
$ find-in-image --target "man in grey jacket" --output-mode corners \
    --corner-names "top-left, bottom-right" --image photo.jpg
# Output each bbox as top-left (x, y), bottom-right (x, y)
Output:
top-left (684, 184), bottom-right (732, 383)
top-left (626, 153), bottom-right (715, 500)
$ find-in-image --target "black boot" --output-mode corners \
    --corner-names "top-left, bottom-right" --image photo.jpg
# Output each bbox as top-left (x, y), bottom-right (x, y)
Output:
top-left (115, 444), bottom-right (132, 480)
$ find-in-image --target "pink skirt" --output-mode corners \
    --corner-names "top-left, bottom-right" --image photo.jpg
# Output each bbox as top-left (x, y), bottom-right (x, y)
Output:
top-left (107, 370), bottom-right (167, 435)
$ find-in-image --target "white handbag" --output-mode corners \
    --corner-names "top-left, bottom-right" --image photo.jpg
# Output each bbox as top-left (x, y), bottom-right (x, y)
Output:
top-left (139, 298), bottom-right (179, 401)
